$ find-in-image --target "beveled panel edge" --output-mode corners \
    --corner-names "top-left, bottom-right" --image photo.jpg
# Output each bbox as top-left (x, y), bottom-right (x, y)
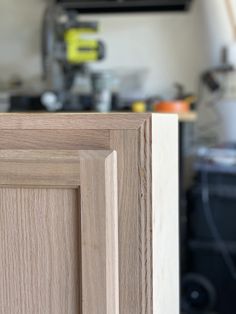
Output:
top-left (0, 150), bottom-right (115, 188)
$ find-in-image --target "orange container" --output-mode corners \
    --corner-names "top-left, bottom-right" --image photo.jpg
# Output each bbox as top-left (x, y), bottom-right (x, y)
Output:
top-left (154, 100), bottom-right (190, 113)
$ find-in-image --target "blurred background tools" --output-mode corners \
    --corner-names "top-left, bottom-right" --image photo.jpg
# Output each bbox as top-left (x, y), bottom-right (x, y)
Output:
top-left (41, 5), bottom-right (105, 111)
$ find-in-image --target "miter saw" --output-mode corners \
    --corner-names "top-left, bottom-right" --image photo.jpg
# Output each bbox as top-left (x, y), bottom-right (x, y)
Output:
top-left (41, 4), bottom-right (105, 111)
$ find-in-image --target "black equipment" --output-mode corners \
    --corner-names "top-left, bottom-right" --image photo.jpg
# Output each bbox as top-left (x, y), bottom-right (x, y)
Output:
top-left (56, 0), bottom-right (193, 13)
top-left (182, 157), bottom-right (236, 314)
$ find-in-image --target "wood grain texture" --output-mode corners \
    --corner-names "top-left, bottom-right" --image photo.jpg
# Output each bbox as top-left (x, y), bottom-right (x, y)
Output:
top-left (0, 150), bottom-right (82, 187)
top-left (0, 113), bottom-right (149, 130)
top-left (80, 151), bottom-right (119, 314)
top-left (0, 130), bottom-right (109, 149)
top-left (110, 130), bottom-right (141, 313)
top-left (0, 188), bottom-right (80, 314)
top-left (139, 118), bottom-right (152, 314)
top-left (0, 161), bottom-right (80, 187)
top-left (0, 149), bottom-right (119, 314)
top-left (0, 113), bottom-right (179, 314)
top-left (152, 114), bottom-right (179, 314)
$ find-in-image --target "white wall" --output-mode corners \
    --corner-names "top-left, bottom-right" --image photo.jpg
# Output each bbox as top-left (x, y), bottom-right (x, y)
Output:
top-left (85, 1), bottom-right (206, 95)
top-left (0, 0), bottom-right (46, 82)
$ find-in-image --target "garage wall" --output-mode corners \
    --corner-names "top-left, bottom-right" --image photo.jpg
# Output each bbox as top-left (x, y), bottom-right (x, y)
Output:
top-left (0, 0), bottom-right (46, 83)
top-left (85, 1), bottom-right (207, 95)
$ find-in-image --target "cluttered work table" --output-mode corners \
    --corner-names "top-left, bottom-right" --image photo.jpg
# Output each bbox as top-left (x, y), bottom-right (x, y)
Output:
top-left (178, 111), bottom-right (197, 122)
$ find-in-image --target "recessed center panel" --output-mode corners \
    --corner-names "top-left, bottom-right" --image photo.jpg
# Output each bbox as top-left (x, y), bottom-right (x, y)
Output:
top-left (0, 188), bottom-right (80, 314)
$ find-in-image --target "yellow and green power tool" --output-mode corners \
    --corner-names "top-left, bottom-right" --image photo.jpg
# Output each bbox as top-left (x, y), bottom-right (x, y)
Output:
top-left (64, 24), bottom-right (105, 65)
top-left (42, 5), bottom-right (105, 95)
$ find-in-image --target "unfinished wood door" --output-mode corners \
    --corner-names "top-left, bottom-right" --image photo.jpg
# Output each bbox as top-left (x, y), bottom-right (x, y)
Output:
top-left (0, 113), bottom-right (179, 314)
top-left (0, 150), bottom-right (119, 314)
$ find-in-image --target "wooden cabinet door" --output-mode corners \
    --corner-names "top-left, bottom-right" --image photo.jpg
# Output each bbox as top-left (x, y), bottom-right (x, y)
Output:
top-left (0, 150), bottom-right (119, 314)
top-left (0, 113), bottom-right (179, 314)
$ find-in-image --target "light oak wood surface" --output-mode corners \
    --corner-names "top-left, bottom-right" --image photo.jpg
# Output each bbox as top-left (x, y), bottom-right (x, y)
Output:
top-left (0, 113), bottom-right (147, 130)
top-left (0, 188), bottom-right (80, 313)
top-left (0, 130), bottom-right (109, 149)
top-left (0, 149), bottom-right (119, 314)
top-left (0, 113), bottom-right (179, 314)
top-left (152, 115), bottom-right (179, 314)
top-left (80, 151), bottom-right (119, 314)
